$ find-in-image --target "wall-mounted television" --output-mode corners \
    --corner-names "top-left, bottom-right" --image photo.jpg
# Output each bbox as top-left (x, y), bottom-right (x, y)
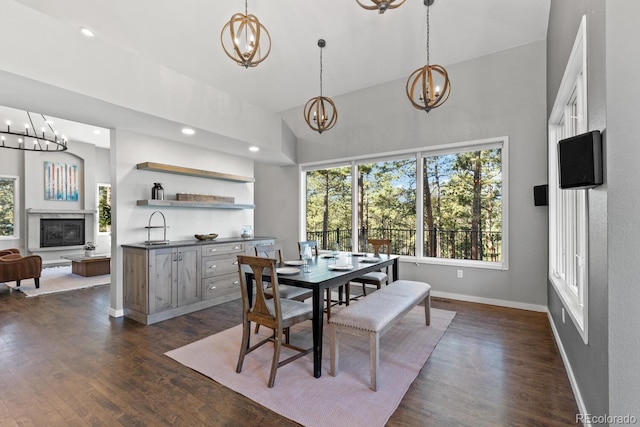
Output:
top-left (558, 130), bottom-right (603, 189)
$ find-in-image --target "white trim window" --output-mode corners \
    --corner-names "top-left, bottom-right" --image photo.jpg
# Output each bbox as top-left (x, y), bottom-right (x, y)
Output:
top-left (0, 175), bottom-right (19, 239)
top-left (300, 136), bottom-right (508, 271)
top-left (548, 16), bottom-right (589, 343)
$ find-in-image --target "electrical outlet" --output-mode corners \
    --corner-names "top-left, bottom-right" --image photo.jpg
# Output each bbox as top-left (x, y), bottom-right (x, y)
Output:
top-left (562, 308), bottom-right (565, 323)
top-left (457, 269), bottom-right (463, 279)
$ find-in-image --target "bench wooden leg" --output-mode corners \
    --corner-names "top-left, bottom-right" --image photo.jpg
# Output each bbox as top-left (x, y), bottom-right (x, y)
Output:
top-left (369, 331), bottom-right (379, 391)
top-left (329, 324), bottom-right (339, 376)
top-left (425, 294), bottom-right (431, 325)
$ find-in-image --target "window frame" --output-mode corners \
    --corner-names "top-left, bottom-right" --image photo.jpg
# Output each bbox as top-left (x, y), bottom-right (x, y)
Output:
top-left (0, 175), bottom-right (19, 240)
top-left (300, 136), bottom-right (509, 271)
top-left (548, 15), bottom-right (589, 344)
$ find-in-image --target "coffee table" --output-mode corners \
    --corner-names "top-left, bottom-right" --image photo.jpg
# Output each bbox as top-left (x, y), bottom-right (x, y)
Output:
top-left (61, 254), bottom-right (111, 277)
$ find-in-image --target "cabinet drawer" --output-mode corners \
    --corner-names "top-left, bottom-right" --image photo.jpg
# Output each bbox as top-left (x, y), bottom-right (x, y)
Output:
top-left (202, 273), bottom-right (240, 300)
top-left (202, 255), bottom-right (239, 278)
top-left (201, 242), bottom-right (244, 256)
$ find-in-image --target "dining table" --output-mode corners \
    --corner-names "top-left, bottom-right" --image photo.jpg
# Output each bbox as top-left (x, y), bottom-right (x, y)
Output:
top-left (244, 252), bottom-right (400, 378)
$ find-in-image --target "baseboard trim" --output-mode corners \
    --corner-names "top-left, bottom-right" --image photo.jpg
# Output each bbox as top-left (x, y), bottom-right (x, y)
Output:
top-left (109, 308), bottom-right (124, 318)
top-left (430, 290), bottom-right (547, 312)
top-left (547, 312), bottom-right (589, 427)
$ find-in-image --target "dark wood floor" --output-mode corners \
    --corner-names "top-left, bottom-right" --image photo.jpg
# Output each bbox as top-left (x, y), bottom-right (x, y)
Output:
top-left (0, 284), bottom-right (579, 426)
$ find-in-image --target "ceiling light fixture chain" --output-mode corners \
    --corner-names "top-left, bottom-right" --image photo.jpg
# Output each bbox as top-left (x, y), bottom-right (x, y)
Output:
top-left (405, 0), bottom-right (451, 113)
top-left (426, 1), bottom-right (430, 66)
top-left (303, 39), bottom-right (337, 134)
top-left (0, 110), bottom-right (68, 152)
top-left (220, 0), bottom-right (271, 68)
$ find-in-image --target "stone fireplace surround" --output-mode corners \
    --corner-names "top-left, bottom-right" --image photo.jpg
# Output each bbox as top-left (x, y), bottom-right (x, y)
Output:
top-left (27, 209), bottom-right (96, 253)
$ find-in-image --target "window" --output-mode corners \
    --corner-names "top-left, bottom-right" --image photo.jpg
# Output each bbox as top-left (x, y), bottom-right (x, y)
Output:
top-left (0, 176), bottom-right (18, 239)
top-left (305, 166), bottom-right (352, 250)
top-left (423, 147), bottom-right (502, 262)
top-left (302, 139), bottom-right (507, 269)
top-left (98, 183), bottom-right (112, 234)
top-left (548, 16), bottom-right (589, 343)
top-left (356, 159), bottom-right (416, 254)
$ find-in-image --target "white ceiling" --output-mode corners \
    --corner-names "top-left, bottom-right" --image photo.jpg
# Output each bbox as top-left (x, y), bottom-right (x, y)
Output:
top-left (7, 0), bottom-right (550, 148)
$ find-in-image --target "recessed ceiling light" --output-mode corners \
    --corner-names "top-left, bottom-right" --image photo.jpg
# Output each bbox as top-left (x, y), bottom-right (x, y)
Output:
top-left (80, 27), bottom-right (95, 38)
top-left (249, 146), bottom-right (259, 152)
top-left (93, 129), bottom-right (101, 135)
top-left (181, 128), bottom-right (195, 135)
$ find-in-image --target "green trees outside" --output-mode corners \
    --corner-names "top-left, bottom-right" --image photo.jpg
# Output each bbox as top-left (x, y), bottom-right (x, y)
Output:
top-left (98, 184), bottom-right (111, 233)
top-left (305, 147), bottom-right (502, 262)
top-left (0, 178), bottom-right (15, 237)
top-left (424, 148), bottom-right (502, 261)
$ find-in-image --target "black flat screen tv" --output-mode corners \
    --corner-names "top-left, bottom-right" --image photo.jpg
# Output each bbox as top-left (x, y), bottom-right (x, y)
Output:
top-left (558, 130), bottom-right (603, 189)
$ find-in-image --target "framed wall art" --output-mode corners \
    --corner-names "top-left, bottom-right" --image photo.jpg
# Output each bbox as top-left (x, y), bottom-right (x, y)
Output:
top-left (44, 161), bottom-right (79, 201)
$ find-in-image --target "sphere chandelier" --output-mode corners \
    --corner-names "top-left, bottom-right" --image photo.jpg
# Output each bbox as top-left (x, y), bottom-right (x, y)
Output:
top-left (220, 0), bottom-right (271, 68)
top-left (356, 0), bottom-right (406, 14)
top-left (304, 39), bottom-right (338, 134)
top-left (406, 0), bottom-right (451, 113)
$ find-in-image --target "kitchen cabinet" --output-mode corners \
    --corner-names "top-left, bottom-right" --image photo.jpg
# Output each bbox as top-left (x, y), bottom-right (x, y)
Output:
top-left (123, 237), bottom-right (273, 324)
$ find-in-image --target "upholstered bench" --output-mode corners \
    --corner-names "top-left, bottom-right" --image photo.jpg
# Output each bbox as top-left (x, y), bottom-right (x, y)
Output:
top-left (328, 280), bottom-right (431, 391)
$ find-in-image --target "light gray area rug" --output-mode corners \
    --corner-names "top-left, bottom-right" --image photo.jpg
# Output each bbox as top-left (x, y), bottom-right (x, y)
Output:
top-left (2, 265), bottom-right (110, 297)
top-left (166, 306), bottom-right (455, 427)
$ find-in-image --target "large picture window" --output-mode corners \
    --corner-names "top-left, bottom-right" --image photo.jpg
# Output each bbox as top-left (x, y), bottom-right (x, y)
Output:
top-left (302, 139), bottom-right (507, 268)
top-left (0, 176), bottom-right (18, 239)
top-left (305, 166), bottom-right (352, 250)
top-left (423, 148), bottom-right (502, 262)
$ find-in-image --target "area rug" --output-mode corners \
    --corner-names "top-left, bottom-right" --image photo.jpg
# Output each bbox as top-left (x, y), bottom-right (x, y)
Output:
top-left (2, 265), bottom-right (110, 297)
top-left (166, 306), bottom-right (455, 427)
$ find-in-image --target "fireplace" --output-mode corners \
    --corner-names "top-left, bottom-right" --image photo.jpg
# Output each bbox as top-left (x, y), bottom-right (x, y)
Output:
top-left (40, 218), bottom-right (86, 248)
top-left (27, 208), bottom-right (96, 253)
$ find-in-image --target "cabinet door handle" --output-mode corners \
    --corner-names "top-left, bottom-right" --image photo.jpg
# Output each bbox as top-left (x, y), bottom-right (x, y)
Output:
top-left (209, 248), bottom-right (217, 252)
top-left (209, 286), bottom-right (216, 290)
top-left (178, 253), bottom-right (183, 261)
top-left (233, 261), bottom-right (238, 265)
top-left (233, 281), bottom-right (239, 285)
top-left (209, 265), bottom-right (217, 269)
top-left (233, 246), bottom-right (240, 250)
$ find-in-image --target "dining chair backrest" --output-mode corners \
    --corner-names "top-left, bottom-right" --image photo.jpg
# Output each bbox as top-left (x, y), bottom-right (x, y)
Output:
top-left (254, 244), bottom-right (284, 263)
top-left (237, 255), bottom-right (282, 329)
top-left (298, 240), bottom-right (319, 258)
top-left (367, 239), bottom-right (391, 256)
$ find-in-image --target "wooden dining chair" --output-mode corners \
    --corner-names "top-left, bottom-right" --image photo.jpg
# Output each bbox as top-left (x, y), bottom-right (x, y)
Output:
top-left (254, 244), bottom-right (313, 335)
top-left (350, 239), bottom-right (391, 296)
top-left (298, 240), bottom-right (348, 319)
top-left (236, 255), bottom-right (313, 388)
top-left (255, 244), bottom-right (313, 302)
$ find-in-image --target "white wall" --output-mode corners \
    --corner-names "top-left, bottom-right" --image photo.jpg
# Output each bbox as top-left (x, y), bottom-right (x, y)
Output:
top-left (110, 129), bottom-right (255, 315)
top-left (606, 0), bottom-right (640, 417)
top-left (260, 40), bottom-right (548, 309)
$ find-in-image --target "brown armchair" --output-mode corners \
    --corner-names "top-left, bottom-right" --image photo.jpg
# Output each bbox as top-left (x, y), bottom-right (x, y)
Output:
top-left (0, 252), bottom-right (43, 289)
top-left (0, 248), bottom-right (20, 257)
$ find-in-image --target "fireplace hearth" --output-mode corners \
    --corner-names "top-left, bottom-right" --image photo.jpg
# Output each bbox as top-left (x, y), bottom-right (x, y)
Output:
top-left (40, 218), bottom-right (85, 248)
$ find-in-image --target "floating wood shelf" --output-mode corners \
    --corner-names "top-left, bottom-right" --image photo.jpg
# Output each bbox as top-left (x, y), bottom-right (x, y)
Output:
top-left (137, 200), bottom-right (255, 210)
top-left (136, 162), bottom-right (254, 183)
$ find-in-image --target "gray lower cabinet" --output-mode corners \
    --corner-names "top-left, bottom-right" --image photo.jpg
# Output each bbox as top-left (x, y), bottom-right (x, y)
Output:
top-left (123, 237), bottom-right (274, 325)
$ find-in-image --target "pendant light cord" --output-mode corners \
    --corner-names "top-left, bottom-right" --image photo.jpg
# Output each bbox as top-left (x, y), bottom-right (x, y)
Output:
top-left (319, 47), bottom-right (324, 98)
top-left (426, 3), bottom-right (430, 66)
top-left (244, 0), bottom-right (248, 16)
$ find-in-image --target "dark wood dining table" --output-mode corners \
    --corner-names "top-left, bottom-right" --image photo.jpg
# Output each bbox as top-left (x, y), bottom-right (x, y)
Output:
top-left (244, 252), bottom-right (400, 378)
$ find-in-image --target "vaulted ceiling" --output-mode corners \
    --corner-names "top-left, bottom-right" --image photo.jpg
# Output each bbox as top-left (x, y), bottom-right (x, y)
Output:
top-left (3, 0), bottom-right (550, 155)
